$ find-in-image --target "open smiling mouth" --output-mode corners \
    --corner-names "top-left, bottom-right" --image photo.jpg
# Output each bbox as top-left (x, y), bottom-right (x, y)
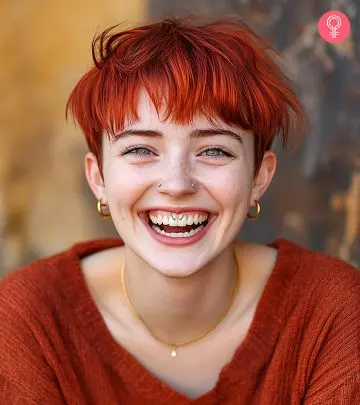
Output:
top-left (147, 214), bottom-right (210, 238)
top-left (138, 210), bottom-right (217, 246)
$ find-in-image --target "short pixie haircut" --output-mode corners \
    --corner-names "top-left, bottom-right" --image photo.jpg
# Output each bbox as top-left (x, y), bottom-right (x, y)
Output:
top-left (67, 16), bottom-right (306, 177)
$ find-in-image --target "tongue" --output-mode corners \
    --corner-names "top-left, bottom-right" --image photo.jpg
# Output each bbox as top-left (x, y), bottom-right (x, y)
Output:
top-left (161, 224), bottom-right (197, 233)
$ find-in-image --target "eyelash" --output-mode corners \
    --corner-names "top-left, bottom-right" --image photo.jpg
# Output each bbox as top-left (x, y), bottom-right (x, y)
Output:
top-left (120, 145), bottom-right (234, 159)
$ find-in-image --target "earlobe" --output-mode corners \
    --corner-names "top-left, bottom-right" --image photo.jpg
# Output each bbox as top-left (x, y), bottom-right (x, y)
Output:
top-left (250, 151), bottom-right (277, 203)
top-left (84, 152), bottom-right (106, 201)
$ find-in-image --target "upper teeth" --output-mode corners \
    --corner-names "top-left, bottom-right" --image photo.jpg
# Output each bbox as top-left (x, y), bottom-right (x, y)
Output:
top-left (149, 212), bottom-right (209, 226)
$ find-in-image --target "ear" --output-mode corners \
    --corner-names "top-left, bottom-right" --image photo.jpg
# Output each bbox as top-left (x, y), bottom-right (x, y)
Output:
top-left (84, 152), bottom-right (107, 202)
top-left (250, 151), bottom-right (277, 205)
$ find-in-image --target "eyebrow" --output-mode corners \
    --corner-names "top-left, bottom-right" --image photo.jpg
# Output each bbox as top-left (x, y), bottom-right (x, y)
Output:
top-left (112, 128), bottom-right (243, 144)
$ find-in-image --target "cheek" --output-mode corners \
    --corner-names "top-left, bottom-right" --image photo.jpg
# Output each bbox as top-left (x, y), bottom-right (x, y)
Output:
top-left (104, 164), bottom-right (152, 219)
top-left (105, 158), bottom-right (153, 192)
top-left (220, 178), bottom-right (250, 208)
top-left (202, 164), bottom-right (253, 206)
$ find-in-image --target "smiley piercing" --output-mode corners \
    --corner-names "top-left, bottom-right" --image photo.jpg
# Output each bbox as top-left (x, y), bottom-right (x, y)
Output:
top-left (171, 213), bottom-right (185, 220)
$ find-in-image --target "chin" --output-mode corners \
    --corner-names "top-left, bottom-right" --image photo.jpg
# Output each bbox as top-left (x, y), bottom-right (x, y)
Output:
top-left (147, 262), bottom-right (203, 279)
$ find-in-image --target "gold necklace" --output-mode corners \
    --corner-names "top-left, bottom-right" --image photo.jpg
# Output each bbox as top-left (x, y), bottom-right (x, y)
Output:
top-left (120, 260), bottom-right (240, 358)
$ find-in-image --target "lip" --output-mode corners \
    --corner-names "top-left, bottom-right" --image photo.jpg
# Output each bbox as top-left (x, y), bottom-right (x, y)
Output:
top-left (139, 212), bottom-right (217, 247)
top-left (140, 207), bottom-right (215, 215)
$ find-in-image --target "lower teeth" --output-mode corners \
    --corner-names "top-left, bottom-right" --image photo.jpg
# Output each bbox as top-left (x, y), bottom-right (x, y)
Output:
top-left (151, 224), bottom-right (204, 238)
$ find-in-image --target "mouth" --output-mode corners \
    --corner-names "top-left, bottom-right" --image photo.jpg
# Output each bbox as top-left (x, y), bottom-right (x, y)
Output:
top-left (138, 210), bottom-right (217, 246)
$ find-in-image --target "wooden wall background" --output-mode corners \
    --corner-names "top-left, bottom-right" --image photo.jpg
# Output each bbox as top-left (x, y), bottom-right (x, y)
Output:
top-left (0, 0), bottom-right (359, 278)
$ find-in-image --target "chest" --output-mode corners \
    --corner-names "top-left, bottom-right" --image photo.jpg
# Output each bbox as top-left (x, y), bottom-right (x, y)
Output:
top-left (120, 329), bottom-right (248, 399)
top-left (100, 304), bottom-right (255, 399)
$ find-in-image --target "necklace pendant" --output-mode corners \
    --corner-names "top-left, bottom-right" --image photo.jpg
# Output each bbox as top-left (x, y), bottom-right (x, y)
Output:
top-left (170, 348), bottom-right (177, 358)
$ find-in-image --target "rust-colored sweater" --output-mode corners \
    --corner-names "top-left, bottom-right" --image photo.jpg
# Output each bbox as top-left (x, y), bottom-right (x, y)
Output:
top-left (0, 238), bottom-right (359, 404)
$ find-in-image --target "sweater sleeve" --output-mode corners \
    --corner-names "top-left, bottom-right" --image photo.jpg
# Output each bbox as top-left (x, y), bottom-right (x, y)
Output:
top-left (0, 272), bottom-right (65, 404)
top-left (304, 375), bottom-right (360, 404)
top-left (303, 264), bottom-right (360, 404)
top-left (0, 377), bottom-right (40, 405)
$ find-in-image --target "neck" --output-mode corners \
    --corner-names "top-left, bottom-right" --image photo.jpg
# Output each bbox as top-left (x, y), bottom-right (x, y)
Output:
top-left (122, 242), bottom-right (241, 346)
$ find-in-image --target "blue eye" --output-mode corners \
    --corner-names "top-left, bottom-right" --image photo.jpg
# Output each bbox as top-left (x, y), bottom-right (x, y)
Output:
top-left (122, 146), bottom-right (154, 156)
top-left (129, 148), bottom-right (151, 155)
top-left (201, 148), bottom-right (233, 159)
top-left (203, 149), bottom-right (224, 156)
top-left (121, 145), bottom-right (233, 159)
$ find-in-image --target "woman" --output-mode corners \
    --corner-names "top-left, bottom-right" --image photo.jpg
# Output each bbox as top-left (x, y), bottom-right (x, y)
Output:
top-left (0, 16), bottom-right (359, 405)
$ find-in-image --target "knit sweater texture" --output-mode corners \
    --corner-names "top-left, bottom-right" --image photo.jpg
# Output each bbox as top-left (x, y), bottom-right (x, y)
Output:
top-left (0, 238), bottom-right (359, 404)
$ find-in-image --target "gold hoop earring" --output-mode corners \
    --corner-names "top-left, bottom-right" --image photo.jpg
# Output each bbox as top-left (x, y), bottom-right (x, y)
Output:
top-left (97, 199), bottom-right (111, 219)
top-left (247, 200), bottom-right (261, 220)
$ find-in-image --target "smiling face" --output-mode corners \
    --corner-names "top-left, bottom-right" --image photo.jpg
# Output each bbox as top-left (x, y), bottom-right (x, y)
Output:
top-left (86, 90), bottom-right (276, 277)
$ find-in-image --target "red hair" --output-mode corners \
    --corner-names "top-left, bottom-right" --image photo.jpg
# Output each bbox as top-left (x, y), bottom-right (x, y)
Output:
top-left (66, 16), bottom-right (306, 177)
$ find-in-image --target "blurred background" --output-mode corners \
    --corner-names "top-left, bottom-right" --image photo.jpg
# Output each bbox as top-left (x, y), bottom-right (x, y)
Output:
top-left (0, 0), bottom-right (359, 278)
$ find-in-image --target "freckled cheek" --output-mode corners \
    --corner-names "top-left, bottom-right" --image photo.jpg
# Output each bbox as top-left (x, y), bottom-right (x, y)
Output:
top-left (210, 177), bottom-right (249, 206)
top-left (200, 166), bottom-right (252, 206)
top-left (104, 167), bottom-right (154, 219)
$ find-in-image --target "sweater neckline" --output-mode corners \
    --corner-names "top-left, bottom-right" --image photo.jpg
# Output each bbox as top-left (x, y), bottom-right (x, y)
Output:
top-left (63, 237), bottom-right (299, 404)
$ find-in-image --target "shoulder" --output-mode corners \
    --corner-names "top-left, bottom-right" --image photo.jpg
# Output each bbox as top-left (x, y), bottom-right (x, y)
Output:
top-left (266, 240), bottom-right (360, 399)
top-left (279, 241), bottom-right (360, 358)
top-left (0, 245), bottom-right (78, 363)
top-left (0, 239), bottom-right (110, 352)
top-left (0, 244), bottom-right (77, 318)
top-left (0, 237), bottom-right (123, 316)
top-left (1, 249), bottom-right (68, 316)
top-left (276, 242), bottom-right (360, 400)
top-left (272, 238), bottom-right (360, 298)
top-left (0, 238), bottom-right (121, 401)
top-left (264, 239), bottom-right (360, 345)
top-left (0, 248), bottom-right (74, 402)
top-left (0, 237), bottom-right (123, 346)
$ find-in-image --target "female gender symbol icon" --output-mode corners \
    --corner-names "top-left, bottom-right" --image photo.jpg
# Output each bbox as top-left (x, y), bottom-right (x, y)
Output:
top-left (327, 15), bottom-right (342, 38)
top-left (318, 10), bottom-right (350, 43)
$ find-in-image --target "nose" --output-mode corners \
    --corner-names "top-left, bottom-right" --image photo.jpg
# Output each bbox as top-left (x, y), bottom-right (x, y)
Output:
top-left (156, 159), bottom-right (197, 197)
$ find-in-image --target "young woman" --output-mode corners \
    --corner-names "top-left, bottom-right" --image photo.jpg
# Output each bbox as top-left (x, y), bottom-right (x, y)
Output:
top-left (1, 16), bottom-right (359, 404)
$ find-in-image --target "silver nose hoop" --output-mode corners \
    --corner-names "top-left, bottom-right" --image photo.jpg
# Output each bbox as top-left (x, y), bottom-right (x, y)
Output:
top-left (157, 182), bottom-right (197, 189)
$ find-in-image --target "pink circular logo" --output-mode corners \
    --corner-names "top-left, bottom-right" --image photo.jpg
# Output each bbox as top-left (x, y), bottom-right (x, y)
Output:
top-left (318, 10), bottom-right (351, 43)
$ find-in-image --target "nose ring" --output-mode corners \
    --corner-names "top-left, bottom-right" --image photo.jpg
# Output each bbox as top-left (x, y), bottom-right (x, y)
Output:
top-left (157, 182), bottom-right (197, 189)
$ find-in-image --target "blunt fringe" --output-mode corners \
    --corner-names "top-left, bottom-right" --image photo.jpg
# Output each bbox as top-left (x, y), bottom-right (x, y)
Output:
top-left (66, 16), bottom-right (306, 176)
